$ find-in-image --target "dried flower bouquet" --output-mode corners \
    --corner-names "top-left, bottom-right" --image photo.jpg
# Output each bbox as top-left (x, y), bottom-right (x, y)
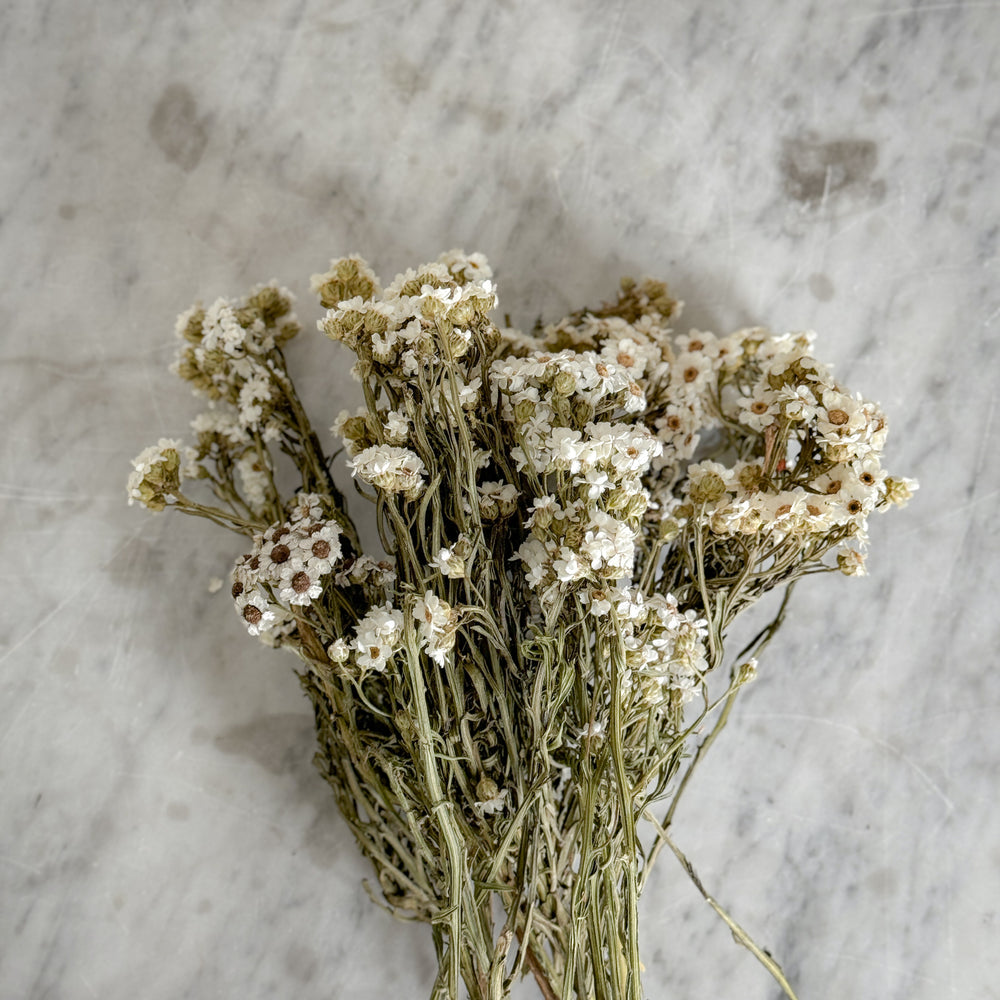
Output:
top-left (128, 251), bottom-right (915, 1000)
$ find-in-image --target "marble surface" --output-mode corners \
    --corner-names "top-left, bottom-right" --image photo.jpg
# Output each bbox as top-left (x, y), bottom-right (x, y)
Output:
top-left (2, 1), bottom-right (998, 997)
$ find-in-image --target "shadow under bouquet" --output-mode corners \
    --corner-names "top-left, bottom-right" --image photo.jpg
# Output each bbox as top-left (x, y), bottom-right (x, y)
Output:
top-left (128, 250), bottom-right (915, 1000)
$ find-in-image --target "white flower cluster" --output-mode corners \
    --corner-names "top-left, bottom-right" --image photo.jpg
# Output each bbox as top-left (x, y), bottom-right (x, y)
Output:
top-left (535, 315), bottom-right (744, 481)
top-left (413, 591), bottom-right (458, 666)
top-left (172, 284), bottom-right (297, 408)
top-left (126, 438), bottom-right (183, 511)
top-left (582, 587), bottom-right (709, 703)
top-left (518, 502), bottom-right (639, 591)
top-left (171, 285), bottom-right (299, 503)
top-left (680, 330), bottom-right (918, 552)
top-left (517, 305), bottom-right (912, 569)
top-left (330, 603), bottom-right (405, 673)
top-left (327, 590), bottom-right (458, 674)
top-left (428, 541), bottom-right (468, 579)
top-left (316, 250), bottom-right (497, 380)
top-left (349, 444), bottom-right (427, 499)
top-left (489, 349), bottom-right (663, 604)
top-left (231, 495), bottom-right (343, 637)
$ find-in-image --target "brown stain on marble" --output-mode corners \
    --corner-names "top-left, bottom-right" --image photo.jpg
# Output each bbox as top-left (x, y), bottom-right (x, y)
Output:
top-left (808, 273), bottom-right (835, 301)
top-left (780, 135), bottom-right (882, 206)
top-left (285, 943), bottom-right (319, 983)
top-left (149, 84), bottom-right (210, 172)
top-left (166, 800), bottom-right (190, 821)
top-left (213, 713), bottom-right (309, 775)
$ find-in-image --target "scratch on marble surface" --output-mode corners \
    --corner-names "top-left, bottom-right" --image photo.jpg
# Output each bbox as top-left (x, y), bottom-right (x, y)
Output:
top-left (983, 302), bottom-right (1000, 326)
top-left (849, 2), bottom-right (1000, 20)
top-left (0, 854), bottom-right (44, 875)
top-left (974, 395), bottom-right (995, 476)
top-left (811, 948), bottom-right (960, 990)
top-left (549, 167), bottom-right (569, 212)
top-left (747, 712), bottom-right (955, 814)
top-left (0, 485), bottom-right (113, 501)
top-left (0, 525), bottom-right (147, 673)
top-left (597, 0), bottom-right (627, 76)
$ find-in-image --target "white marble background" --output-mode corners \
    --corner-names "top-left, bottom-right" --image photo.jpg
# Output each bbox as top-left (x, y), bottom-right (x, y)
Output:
top-left (2, 0), bottom-right (997, 997)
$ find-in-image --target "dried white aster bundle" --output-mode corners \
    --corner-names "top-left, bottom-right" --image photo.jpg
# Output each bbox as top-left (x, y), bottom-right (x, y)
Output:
top-left (128, 251), bottom-right (916, 1000)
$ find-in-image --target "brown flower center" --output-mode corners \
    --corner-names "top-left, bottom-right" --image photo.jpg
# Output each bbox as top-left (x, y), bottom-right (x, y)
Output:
top-left (595, 362), bottom-right (609, 378)
top-left (243, 604), bottom-right (262, 625)
top-left (826, 480), bottom-right (842, 495)
top-left (292, 571), bottom-right (312, 593)
top-left (683, 366), bottom-right (699, 383)
top-left (232, 581), bottom-right (244, 599)
top-left (750, 401), bottom-right (770, 414)
top-left (688, 339), bottom-right (704, 351)
top-left (270, 543), bottom-right (291, 564)
top-left (312, 540), bottom-right (331, 559)
top-left (847, 499), bottom-right (863, 514)
top-left (828, 408), bottom-right (849, 426)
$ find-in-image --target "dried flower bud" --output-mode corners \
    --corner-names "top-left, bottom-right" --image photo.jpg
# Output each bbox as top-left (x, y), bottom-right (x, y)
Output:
top-left (658, 517), bottom-right (682, 542)
top-left (571, 398), bottom-right (594, 426)
top-left (737, 659), bottom-right (758, 685)
top-left (311, 256), bottom-right (380, 308)
top-left (883, 476), bottom-right (918, 508)
top-left (513, 398), bottom-right (536, 423)
top-left (552, 370), bottom-right (577, 396)
top-left (127, 439), bottom-right (183, 511)
top-left (623, 493), bottom-right (648, 519)
top-left (688, 471), bottom-right (728, 505)
top-left (837, 548), bottom-right (868, 576)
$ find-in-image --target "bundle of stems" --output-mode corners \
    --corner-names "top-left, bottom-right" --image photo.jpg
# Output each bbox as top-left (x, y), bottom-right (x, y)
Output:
top-left (128, 251), bottom-right (915, 999)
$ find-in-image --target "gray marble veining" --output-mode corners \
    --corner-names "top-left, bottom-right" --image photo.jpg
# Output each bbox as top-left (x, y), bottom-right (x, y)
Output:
top-left (2, 0), bottom-right (998, 997)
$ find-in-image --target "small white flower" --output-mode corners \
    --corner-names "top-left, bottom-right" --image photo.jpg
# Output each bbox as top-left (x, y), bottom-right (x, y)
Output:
top-left (429, 545), bottom-right (465, 579)
top-left (277, 560), bottom-right (323, 605)
top-left (352, 603), bottom-right (405, 672)
top-left (235, 590), bottom-right (276, 636)
top-left (237, 372), bottom-right (274, 429)
top-left (350, 445), bottom-right (427, 496)
top-left (327, 638), bottom-right (350, 663)
top-left (582, 586), bottom-right (614, 617)
top-left (670, 351), bottom-right (713, 394)
top-left (235, 452), bottom-right (271, 512)
top-left (552, 547), bottom-right (586, 583)
top-left (579, 720), bottom-right (605, 741)
top-left (736, 389), bottom-right (779, 433)
top-left (299, 523), bottom-right (342, 574)
top-left (383, 410), bottom-right (410, 444)
top-left (287, 493), bottom-right (325, 524)
top-left (473, 778), bottom-right (508, 817)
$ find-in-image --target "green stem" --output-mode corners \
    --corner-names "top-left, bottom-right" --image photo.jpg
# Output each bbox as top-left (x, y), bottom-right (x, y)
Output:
top-left (654, 825), bottom-right (801, 1000)
top-left (607, 625), bottom-right (642, 999)
top-left (402, 629), bottom-right (469, 1000)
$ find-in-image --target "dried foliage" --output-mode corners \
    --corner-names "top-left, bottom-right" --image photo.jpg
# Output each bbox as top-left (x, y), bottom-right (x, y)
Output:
top-left (128, 251), bottom-right (915, 999)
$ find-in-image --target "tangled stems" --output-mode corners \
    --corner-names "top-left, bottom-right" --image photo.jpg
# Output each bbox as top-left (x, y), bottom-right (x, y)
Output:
top-left (129, 252), bottom-right (916, 1000)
